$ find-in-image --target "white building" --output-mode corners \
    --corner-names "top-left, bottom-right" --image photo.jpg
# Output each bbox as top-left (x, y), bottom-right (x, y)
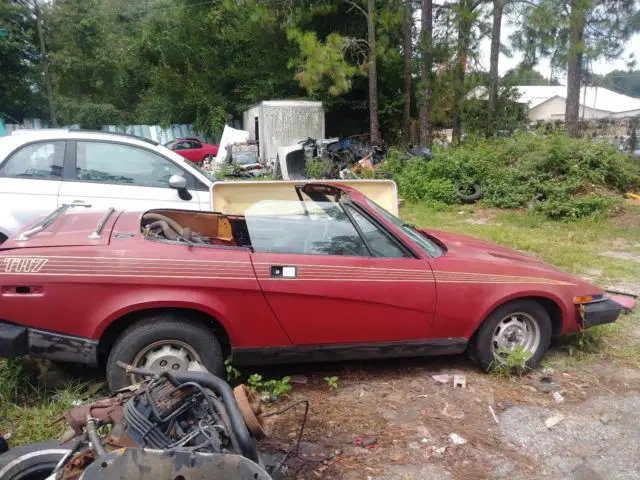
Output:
top-left (467, 85), bottom-right (640, 122)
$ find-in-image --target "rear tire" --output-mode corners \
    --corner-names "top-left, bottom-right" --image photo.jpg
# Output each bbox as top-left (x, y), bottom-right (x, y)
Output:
top-left (0, 441), bottom-right (69, 480)
top-left (469, 299), bottom-right (552, 372)
top-left (106, 315), bottom-right (224, 392)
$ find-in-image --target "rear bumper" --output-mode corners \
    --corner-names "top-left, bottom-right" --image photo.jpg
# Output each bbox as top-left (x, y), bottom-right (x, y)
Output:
top-left (582, 298), bottom-right (623, 329)
top-left (0, 321), bottom-right (98, 365)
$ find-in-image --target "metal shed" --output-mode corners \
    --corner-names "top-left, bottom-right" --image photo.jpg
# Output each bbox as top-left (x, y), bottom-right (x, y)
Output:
top-left (243, 100), bottom-right (325, 166)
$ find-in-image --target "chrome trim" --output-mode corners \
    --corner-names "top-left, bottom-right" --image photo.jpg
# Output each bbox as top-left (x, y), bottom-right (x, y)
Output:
top-left (15, 205), bottom-right (71, 241)
top-left (88, 207), bottom-right (115, 240)
top-left (15, 203), bottom-right (91, 241)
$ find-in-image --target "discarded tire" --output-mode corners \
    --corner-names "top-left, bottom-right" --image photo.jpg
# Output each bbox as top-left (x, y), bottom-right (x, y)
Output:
top-left (0, 441), bottom-right (69, 480)
top-left (454, 181), bottom-right (483, 203)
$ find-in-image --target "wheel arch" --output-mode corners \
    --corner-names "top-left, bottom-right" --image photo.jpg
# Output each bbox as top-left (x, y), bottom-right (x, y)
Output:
top-left (97, 306), bottom-right (232, 366)
top-left (469, 293), bottom-right (567, 340)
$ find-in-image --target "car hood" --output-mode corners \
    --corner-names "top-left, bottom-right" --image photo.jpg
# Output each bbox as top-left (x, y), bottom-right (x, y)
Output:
top-left (423, 228), bottom-right (595, 287)
top-left (0, 209), bottom-right (122, 250)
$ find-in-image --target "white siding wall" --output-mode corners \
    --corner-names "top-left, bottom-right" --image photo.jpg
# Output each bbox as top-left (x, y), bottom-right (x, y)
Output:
top-left (528, 97), bottom-right (567, 121)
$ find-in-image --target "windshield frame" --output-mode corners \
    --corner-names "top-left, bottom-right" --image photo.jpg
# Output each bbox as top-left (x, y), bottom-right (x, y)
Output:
top-left (364, 198), bottom-right (445, 259)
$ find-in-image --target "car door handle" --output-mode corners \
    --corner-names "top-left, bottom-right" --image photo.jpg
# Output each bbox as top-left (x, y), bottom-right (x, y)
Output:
top-left (270, 266), bottom-right (297, 279)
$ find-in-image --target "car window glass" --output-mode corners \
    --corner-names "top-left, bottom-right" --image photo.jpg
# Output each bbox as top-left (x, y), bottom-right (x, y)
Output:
top-left (245, 200), bottom-right (369, 257)
top-left (345, 206), bottom-right (407, 258)
top-left (76, 141), bottom-right (185, 188)
top-left (365, 198), bottom-right (444, 258)
top-left (0, 141), bottom-right (65, 180)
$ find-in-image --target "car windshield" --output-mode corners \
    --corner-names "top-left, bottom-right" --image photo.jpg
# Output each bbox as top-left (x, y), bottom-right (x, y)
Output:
top-left (244, 198), bottom-right (370, 256)
top-left (365, 198), bottom-right (445, 258)
top-left (185, 159), bottom-right (218, 181)
top-left (164, 140), bottom-right (178, 149)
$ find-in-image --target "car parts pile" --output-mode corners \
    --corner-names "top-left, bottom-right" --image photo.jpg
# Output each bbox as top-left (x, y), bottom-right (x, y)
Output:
top-left (0, 365), bottom-right (275, 480)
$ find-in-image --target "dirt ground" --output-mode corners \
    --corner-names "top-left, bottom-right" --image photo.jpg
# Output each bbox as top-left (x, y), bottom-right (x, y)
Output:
top-left (257, 342), bottom-right (640, 480)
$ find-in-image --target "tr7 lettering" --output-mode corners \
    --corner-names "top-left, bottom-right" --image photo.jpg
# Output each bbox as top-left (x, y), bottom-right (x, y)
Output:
top-left (3, 257), bottom-right (48, 273)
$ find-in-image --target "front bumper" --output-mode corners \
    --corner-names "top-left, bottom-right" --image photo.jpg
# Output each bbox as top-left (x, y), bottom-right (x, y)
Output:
top-left (0, 321), bottom-right (98, 365)
top-left (581, 298), bottom-right (623, 328)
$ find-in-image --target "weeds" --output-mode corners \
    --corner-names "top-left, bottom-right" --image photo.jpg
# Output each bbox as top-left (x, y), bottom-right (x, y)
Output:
top-left (247, 373), bottom-right (292, 400)
top-left (324, 376), bottom-right (339, 389)
top-left (224, 358), bottom-right (241, 382)
top-left (490, 345), bottom-right (533, 378)
top-left (377, 133), bottom-right (640, 220)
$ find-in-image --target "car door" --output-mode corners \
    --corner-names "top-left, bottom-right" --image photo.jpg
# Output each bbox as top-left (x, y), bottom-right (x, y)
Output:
top-left (175, 140), bottom-right (201, 162)
top-left (57, 140), bottom-right (203, 212)
top-left (0, 140), bottom-right (65, 239)
top-left (248, 199), bottom-right (436, 345)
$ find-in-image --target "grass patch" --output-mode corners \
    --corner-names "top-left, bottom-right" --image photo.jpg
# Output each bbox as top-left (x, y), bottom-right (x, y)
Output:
top-left (401, 203), bottom-right (640, 282)
top-left (0, 358), bottom-right (95, 446)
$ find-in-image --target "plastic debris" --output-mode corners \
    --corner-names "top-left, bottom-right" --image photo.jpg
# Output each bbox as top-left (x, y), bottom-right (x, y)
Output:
top-left (289, 375), bottom-right (308, 385)
top-left (432, 374), bottom-right (450, 384)
top-left (355, 436), bottom-right (377, 448)
top-left (545, 415), bottom-right (564, 428)
top-left (453, 375), bottom-right (467, 388)
top-left (449, 433), bottom-right (467, 445)
top-left (489, 405), bottom-right (500, 424)
top-left (553, 391), bottom-right (564, 404)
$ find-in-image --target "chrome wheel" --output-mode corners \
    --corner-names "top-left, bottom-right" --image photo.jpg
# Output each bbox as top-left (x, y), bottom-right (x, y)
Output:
top-left (131, 340), bottom-right (202, 381)
top-left (491, 312), bottom-right (541, 359)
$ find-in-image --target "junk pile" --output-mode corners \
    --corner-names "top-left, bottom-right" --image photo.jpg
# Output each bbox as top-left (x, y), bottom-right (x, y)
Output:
top-left (208, 124), bottom-right (433, 181)
top-left (0, 363), bottom-right (313, 480)
top-left (277, 136), bottom-right (433, 181)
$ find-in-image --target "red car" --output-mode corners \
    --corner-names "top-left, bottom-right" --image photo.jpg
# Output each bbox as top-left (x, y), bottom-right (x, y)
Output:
top-left (164, 137), bottom-right (219, 164)
top-left (0, 183), bottom-right (622, 391)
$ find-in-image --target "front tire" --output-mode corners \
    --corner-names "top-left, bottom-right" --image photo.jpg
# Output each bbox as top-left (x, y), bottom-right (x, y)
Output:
top-left (0, 441), bottom-right (69, 480)
top-left (106, 315), bottom-right (224, 392)
top-left (469, 299), bottom-right (552, 371)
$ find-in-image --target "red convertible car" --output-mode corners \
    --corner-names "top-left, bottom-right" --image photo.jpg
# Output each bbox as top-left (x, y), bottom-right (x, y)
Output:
top-left (0, 183), bottom-right (621, 391)
top-left (165, 137), bottom-right (219, 164)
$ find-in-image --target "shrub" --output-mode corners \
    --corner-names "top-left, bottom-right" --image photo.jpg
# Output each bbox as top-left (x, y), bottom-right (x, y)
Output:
top-left (378, 133), bottom-right (640, 220)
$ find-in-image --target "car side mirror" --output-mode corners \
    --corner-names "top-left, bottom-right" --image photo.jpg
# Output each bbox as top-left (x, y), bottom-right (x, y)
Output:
top-left (169, 175), bottom-right (187, 189)
top-left (169, 174), bottom-right (192, 201)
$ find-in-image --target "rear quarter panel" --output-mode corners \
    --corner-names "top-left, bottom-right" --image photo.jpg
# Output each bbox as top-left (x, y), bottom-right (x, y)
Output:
top-left (0, 235), bottom-right (291, 348)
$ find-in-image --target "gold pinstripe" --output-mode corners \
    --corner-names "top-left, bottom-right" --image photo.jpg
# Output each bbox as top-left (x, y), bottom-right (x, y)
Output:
top-left (1, 256), bottom-right (576, 285)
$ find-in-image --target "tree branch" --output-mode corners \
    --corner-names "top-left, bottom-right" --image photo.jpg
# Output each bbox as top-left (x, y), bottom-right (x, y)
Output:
top-left (343, 0), bottom-right (369, 20)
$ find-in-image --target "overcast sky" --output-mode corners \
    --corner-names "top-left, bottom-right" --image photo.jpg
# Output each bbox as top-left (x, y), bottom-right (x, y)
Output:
top-left (477, 18), bottom-right (640, 81)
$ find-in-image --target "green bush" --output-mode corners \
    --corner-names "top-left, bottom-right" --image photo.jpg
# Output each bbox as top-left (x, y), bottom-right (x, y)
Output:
top-left (380, 133), bottom-right (640, 220)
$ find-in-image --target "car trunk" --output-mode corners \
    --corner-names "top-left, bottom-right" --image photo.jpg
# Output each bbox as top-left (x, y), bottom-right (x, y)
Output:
top-left (0, 208), bottom-right (121, 250)
top-left (210, 179), bottom-right (399, 216)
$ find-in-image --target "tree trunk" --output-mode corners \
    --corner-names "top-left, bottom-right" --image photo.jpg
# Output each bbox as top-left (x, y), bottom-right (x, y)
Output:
top-left (418, 0), bottom-right (433, 145)
top-left (402, 0), bottom-right (413, 142)
top-left (565, 0), bottom-right (586, 138)
top-left (368, 0), bottom-right (380, 144)
top-left (34, 0), bottom-right (57, 127)
top-left (451, 0), bottom-right (473, 146)
top-left (487, 0), bottom-right (503, 136)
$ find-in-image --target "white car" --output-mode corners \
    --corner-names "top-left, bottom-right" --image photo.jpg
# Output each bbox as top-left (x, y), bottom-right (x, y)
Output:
top-left (0, 129), bottom-right (218, 244)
